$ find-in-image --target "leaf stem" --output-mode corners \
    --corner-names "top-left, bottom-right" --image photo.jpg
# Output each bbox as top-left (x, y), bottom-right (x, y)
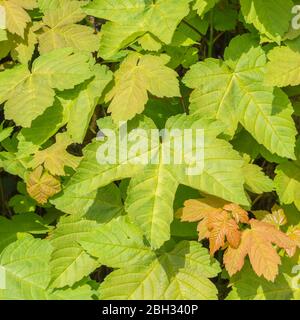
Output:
top-left (0, 176), bottom-right (11, 217)
top-left (182, 19), bottom-right (206, 40)
top-left (252, 194), bottom-right (263, 207)
top-left (208, 10), bottom-right (214, 57)
top-left (180, 96), bottom-right (189, 115)
top-left (213, 31), bottom-right (225, 44)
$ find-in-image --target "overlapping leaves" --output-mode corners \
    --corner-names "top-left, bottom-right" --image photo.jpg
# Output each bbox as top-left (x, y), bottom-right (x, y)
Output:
top-left (53, 114), bottom-right (249, 249)
top-left (183, 35), bottom-right (297, 158)
top-left (0, 0), bottom-right (300, 302)
top-left (0, 48), bottom-right (92, 127)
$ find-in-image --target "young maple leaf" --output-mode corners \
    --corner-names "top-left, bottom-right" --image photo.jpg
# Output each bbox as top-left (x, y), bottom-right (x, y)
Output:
top-left (179, 196), bottom-right (226, 222)
top-left (207, 210), bottom-right (241, 255)
top-left (253, 205), bottom-right (287, 228)
top-left (26, 166), bottom-right (61, 204)
top-left (197, 218), bottom-right (210, 241)
top-left (30, 133), bottom-right (81, 176)
top-left (224, 219), bottom-right (295, 281)
top-left (223, 203), bottom-right (249, 224)
top-left (178, 196), bottom-right (226, 241)
top-left (179, 195), bottom-right (248, 254)
top-left (286, 225), bottom-right (300, 257)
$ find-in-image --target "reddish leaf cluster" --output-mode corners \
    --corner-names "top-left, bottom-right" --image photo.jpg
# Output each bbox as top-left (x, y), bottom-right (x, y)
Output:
top-left (179, 195), bottom-right (297, 281)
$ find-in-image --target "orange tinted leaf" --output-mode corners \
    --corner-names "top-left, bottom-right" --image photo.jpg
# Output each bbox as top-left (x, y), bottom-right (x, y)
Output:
top-left (246, 227), bottom-right (281, 282)
top-left (224, 203), bottom-right (249, 223)
top-left (26, 166), bottom-right (61, 204)
top-left (250, 219), bottom-right (294, 250)
top-left (253, 205), bottom-right (287, 228)
top-left (208, 211), bottom-right (241, 255)
top-left (180, 197), bottom-right (225, 222)
top-left (181, 197), bottom-right (247, 252)
top-left (197, 218), bottom-right (210, 241)
top-left (224, 219), bottom-right (294, 281)
top-left (248, 219), bottom-right (295, 281)
top-left (225, 220), bottom-right (242, 249)
top-left (224, 230), bottom-right (250, 276)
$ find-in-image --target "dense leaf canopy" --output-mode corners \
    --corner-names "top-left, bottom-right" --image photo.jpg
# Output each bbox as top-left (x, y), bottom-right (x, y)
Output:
top-left (0, 0), bottom-right (300, 301)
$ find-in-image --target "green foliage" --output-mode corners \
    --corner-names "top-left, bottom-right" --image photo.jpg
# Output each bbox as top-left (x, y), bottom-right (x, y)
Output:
top-left (0, 0), bottom-right (300, 301)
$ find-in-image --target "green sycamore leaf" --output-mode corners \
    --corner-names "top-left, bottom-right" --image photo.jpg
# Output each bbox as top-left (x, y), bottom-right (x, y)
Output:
top-left (67, 65), bottom-right (113, 143)
top-left (0, 39), bottom-right (12, 59)
top-left (163, 115), bottom-right (249, 205)
top-left (9, 25), bottom-right (38, 64)
top-left (163, 241), bottom-right (221, 277)
top-left (275, 161), bottom-right (300, 211)
top-left (52, 183), bottom-right (124, 221)
top-left (10, 0), bottom-right (38, 10)
top-left (48, 215), bottom-right (99, 289)
top-left (105, 52), bottom-right (180, 122)
top-left (79, 216), bottom-right (156, 268)
top-left (18, 97), bottom-right (69, 147)
top-left (231, 129), bottom-right (287, 165)
top-left (1, 21), bottom-right (38, 64)
top-left (51, 116), bottom-right (154, 213)
top-left (240, 0), bottom-right (294, 43)
top-left (31, 47), bottom-right (92, 91)
top-left (0, 0), bottom-right (299, 301)
top-left (85, 0), bottom-right (192, 59)
top-left (265, 44), bottom-right (300, 87)
top-left (137, 33), bottom-right (162, 51)
top-left (0, 47), bottom-right (92, 127)
top-left (84, 0), bottom-right (146, 22)
top-left (99, 262), bottom-right (168, 300)
top-left (53, 114), bottom-right (249, 249)
top-left (0, 237), bottom-right (94, 300)
top-left (193, 0), bottom-right (219, 18)
top-left (183, 35), bottom-right (297, 159)
top-left (38, 0), bottom-right (82, 13)
top-left (0, 238), bottom-right (53, 300)
top-left (0, 64), bottom-right (30, 105)
top-left (96, 22), bottom-right (145, 60)
top-left (213, 6), bottom-right (237, 31)
top-left (164, 268), bottom-right (218, 300)
top-left (39, 24), bottom-right (99, 55)
top-left (8, 194), bottom-right (36, 214)
top-left (0, 122), bottom-right (13, 142)
top-left (1, 0), bottom-right (31, 38)
top-left (41, 0), bottom-right (86, 27)
top-left (162, 241), bottom-right (220, 299)
top-left (38, 0), bottom-right (99, 54)
top-left (5, 74), bottom-right (55, 127)
top-left (170, 11), bottom-right (208, 47)
top-left (226, 257), bottom-right (300, 300)
top-left (165, 46), bottom-right (199, 69)
top-left (274, 139), bottom-right (300, 210)
top-left (0, 213), bottom-right (49, 252)
top-left (142, 97), bottom-right (183, 130)
top-left (98, 241), bottom-right (220, 300)
top-left (48, 283), bottom-right (95, 300)
top-left (0, 29), bottom-right (7, 41)
top-left (125, 164), bottom-right (179, 250)
top-left (242, 162), bottom-right (274, 194)
top-left (0, 148), bottom-right (32, 179)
